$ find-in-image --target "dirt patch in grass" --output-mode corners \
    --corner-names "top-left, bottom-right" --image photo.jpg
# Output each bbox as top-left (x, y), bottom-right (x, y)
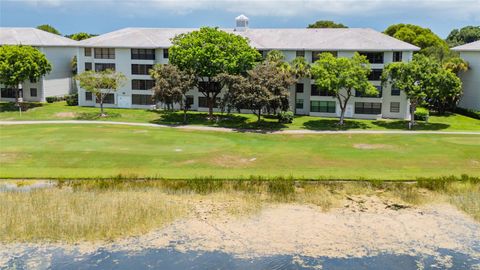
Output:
top-left (209, 154), bottom-right (257, 168)
top-left (54, 112), bottom-right (77, 118)
top-left (0, 152), bottom-right (29, 163)
top-left (353, 143), bottom-right (394, 150)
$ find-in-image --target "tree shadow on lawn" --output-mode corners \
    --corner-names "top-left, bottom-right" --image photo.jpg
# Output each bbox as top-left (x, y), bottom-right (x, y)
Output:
top-left (303, 119), bottom-right (371, 130)
top-left (149, 110), bottom-right (287, 132)
top-left (372, 120), bottom-right (450, 131)
top-left (0, 102), bottom-right (43, 112)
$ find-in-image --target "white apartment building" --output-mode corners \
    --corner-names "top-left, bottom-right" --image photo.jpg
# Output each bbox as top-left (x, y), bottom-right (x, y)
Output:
top-left (0, 27), bottom-right (78, 102)
top-left (453, 41), bottom-right (480, 110)
top-left (77, 16), bottom-right (419, 120)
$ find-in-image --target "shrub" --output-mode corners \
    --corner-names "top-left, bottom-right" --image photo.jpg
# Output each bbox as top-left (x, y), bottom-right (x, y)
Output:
top-left (454, 107), bottom-right (480, 120)
top-left (65, 93), bottom-right (78, 106)
top-left (278, 111), bottom-right (294, 123)
top-left (45, 96), bottom-right (65, 103)
top-left (414, 107), bottom-right (429, 121)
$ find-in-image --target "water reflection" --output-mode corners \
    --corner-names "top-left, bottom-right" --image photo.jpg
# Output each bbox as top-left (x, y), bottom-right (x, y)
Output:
top-left (4, 247), bottom-right (480, 270)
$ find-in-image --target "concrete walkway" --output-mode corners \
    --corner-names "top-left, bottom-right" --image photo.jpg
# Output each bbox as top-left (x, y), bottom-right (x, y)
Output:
top-left (1, 120), bottom-right (479, 135)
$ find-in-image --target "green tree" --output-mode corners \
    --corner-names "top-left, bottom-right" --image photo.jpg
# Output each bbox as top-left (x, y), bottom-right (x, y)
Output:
top-left (67, 32), bottom-right (97, 41)
top-left (75, 69), bottom-right (126, 116)
top-left (384, 24), bottom-right (448, 52)
top-left (308, 20), bottom-right (348, 28)
top-left (422, 46), bottom-right (469, 75)
top-left (446, 26), bottom-right (480, 47)
top-left (382, 54), bottom-right (439, 128)
top-left (290, 57), bottom-right (311, 80)
top-left (221, 60), bottom-right (295, 123)
top-left (0, 45), bottom-right (52, 106)
top-left (36, 24), bottom-right (61, 35)
top-left (311, 52), bottom-right (377, 125)
top-left (428, 69), bottom-right (462, 114)
top-left (169, 27), bottom-right (261, 118)
top-left (150, 64), bottom-right (196, 123)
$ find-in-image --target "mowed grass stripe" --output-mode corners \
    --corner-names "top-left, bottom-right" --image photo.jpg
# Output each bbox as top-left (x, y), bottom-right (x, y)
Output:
top-left (0, 124), bottom-right (479, 179)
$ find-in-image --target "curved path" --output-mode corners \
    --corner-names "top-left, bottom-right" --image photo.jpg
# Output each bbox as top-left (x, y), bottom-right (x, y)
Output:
top-left (1, 120), bottom-right (479, 135)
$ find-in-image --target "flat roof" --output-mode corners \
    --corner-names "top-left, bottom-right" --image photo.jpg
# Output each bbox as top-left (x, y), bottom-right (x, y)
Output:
top-left (79, 27), bottom-right (420, 51)
top-left (0, 27), bottom-right (78, 47)
top-left (452, 40), bottom-right (480, 52)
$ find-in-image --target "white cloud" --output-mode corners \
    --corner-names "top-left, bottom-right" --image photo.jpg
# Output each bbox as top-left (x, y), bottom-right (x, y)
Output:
top-left (15, 0), bottom-right (480, 20)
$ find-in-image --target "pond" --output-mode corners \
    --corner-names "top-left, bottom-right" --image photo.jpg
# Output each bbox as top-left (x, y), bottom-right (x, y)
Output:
top-left (4, 246), bottom-right (480, 270)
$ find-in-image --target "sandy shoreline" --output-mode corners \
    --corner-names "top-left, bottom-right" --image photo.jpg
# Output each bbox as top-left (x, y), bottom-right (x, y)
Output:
top-left (2, 195), bottom-right (479, 267)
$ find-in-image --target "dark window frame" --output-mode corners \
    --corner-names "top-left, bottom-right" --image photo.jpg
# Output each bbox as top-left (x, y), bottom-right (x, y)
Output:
top-left (359, 52), bottom-right (384, 64)
top-left (310, 100), bottom-right (336, 113)
top-left (96, 93), bottom-right (115, 104)
top-left (295, 99), bottom-right (304, 109)
top-left (354, 102), bottom-right (382, 114)
top-left (85, 62), bottom-right (92, 71)
top-left (132, 94), bottom-right (154, 105)
top-left (94, 48), bottom-right (115, 59)
top-left (391, 87), bottom-right (401, 96)
top-left (311, 84), bottom-right (335, 97)
top-left (163, 49), bottom-right (169, 59)
top-left (85, 91), bottom-right (93, 101)
top-left (390, 102), bottom-right (400, 113)
top-left (1, 88), bottom-right (17, 98)
top-left (95, 63), bottom-right (116, 72)
top-left (131, 79), bottom-right (155, 90)
top-left (296, 50), bottom-right (305, 58)
top-left (368, 69), bottom-right (383, 81)
top-left (30, 88), bottom-right (37, 97)
top-left (295, 83), bottom-right (304, 93)
top-left (131, 64), bottom-right (153, 75)
top-left (84, 48), bottom-right (92, 57)
top-left (131, 48), bottom-right (155, 60)
top-left (393, 51), bottom-right (403, 62)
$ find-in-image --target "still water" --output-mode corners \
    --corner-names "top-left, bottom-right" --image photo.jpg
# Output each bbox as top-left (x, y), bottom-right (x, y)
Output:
top-left (4, 247), bottom-right (480, 270)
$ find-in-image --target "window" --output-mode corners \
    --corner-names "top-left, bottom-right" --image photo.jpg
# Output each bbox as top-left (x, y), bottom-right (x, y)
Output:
top-left (84, 48), bottom-right (92, 57)
top-left (85, 91), bottom-right (93, 101)
top-left (355, 102), bottom-right (382, 114)
top-left (132, 79), bottom-right (155, 90)
top-left (296, 51), bottom-right (305, 58)
top-left (30, 88), bottom-right (37, 97)
top-left (131, 49), bottom-right (155, 60)
top-left (96, 93), bottom-right (115, 104)
top-left (368, 69), bottom-right (383, 81)
top-left (311, 84), bottom-right (334, 96)
top-left (258, 50), bottom-right (269, 59)
top-left (390, 102), bottom-right (400, 113)
top-left (355, 85), bottom-right (382, 98)
top-left (393, 52), bottom-right (402, 62)
top-left (296, 83), bottom-right (304, 93)
top-left (198, 96), bottom-right (219, 108)
top-left (312, 51), bottom-right (337, 62)
top-left (1, 88), bottom-right (16, 98)
top-left (186, 95), bottom-right (194, 108)
top-left (359, 52), bottom-right (384, 64)
top-left (132, 94), bottom-right (154, 105)
top-left (85, 62), bottom-right (92, 71)
top-left (95, 63), bottom-right (115, 72)
top-left (94, 48), bottom-right (115, 59)
top-left (310, 101), bottom-right (336, 113)
top-left (391, 87), bottom-right (401, 96)
top-left (296, 99), bottom-right (304, 109)
top-left (131, 64), bottom-right (153, 75)
top-left (163, 49), bottom-right (169, 59)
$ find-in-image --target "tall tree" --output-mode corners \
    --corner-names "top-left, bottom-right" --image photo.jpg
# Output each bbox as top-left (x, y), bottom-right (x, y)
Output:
top-left (290, 57), bottom-right (311, 80)
top-left (382, 54), bottom-right (439, 128)
top-left (169, 27), bottom-right (261, 118)
top-left (36, 24), bottom-right (61, 35)
top-left (75, 69), bottom-right (126, 116)
top-left (308, 20), bottom-right (348, 28)
top-left (311, 52), bottom-right (377, 125)
top-left (221, 60), bottom-right (295, 122)
top-left (150, 64), bottom-right (196, 123)
top-left (384, 24), bottom-right (448, 52)
top-left (0, 45), bottom-right (52, 107)
top-left (428, 69), bottom-right (462, 114)
top-left (66, 32), bottom-right (97, 41)
top-left (446, 26), bottom-right (480, 47)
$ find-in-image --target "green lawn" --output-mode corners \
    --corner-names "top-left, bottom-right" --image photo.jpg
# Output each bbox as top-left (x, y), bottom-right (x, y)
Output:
top-left (1, 124), bottom-right (478, 179)
top-left (1, 101), bottom-right (479, 131)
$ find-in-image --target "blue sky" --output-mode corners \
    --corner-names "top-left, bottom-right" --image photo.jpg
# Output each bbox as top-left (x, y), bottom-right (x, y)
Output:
top-left (1, 0), bottom-right (479, 38)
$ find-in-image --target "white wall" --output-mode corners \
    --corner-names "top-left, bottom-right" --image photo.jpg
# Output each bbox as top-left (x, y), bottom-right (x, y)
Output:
top-left (458, 51), bottom-right (480, 110)
top-left (41, 47), bottom-right (77, 100)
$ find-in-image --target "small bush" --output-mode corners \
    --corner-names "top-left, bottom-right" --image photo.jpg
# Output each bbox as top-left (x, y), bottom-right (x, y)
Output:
top-left (455, 107), bottom-right (480, 120)
top-left (65, 93), bottom-right (78, 106)
top-left (414, 107), bottom-right (429, 121)
top-left (278, 111), bottom-right (294, 123)
top-left (45, 96), bottom-right (65, 103)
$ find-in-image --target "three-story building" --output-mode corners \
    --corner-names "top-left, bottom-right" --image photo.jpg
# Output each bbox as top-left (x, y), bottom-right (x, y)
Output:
top-left (77, 15), bottom-right (420, 120)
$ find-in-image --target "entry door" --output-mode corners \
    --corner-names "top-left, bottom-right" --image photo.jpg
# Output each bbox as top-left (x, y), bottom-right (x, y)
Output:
top-left (117, 95), bottom-right (131, 108)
